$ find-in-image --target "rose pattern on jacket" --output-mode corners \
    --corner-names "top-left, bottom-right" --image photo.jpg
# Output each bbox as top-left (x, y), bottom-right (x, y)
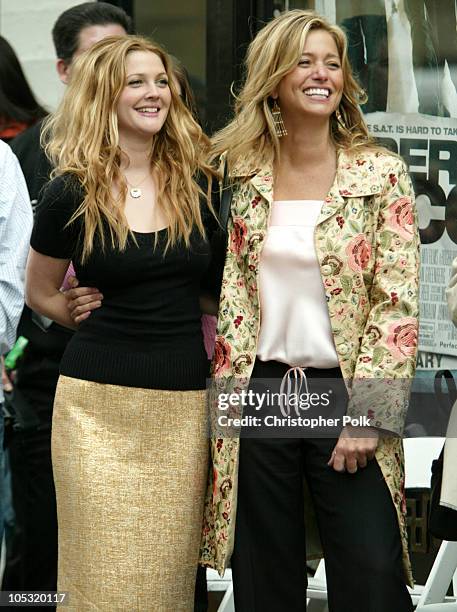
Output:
top-left (230, 217), bottom-right (248, 255)
top-left (213, 336), bottom-right (231, 376)
top-left (366, 324), bottom-right (382, 345)
top-left (322, 254), bottom-right (343, 274)
top-left (386, 317), bottom-right (418, 362)
top-left (387, 196), bottom-right (414, 241)
top-left (346, 234), bottom-right (372, 272)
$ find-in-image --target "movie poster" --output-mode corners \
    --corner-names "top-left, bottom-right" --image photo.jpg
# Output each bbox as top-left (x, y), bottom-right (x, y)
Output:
top-left (328, 0), bottom-right (457, 426)
top-left (291, 0), bottom-right (457, 420)
top-left (365, 112), bottom-right (457, 358)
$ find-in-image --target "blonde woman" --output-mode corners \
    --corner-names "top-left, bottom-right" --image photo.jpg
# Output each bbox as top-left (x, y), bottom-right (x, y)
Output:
top-left (26, 36), bottom-right (214, 611)
top-left (201, 10), bottom-right (419, 612)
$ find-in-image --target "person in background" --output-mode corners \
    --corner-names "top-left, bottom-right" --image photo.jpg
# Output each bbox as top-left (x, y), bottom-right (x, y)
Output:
top-left (0, 36), bottom-right (47, 143)
top-left (0, 31), bottom-right (45, 426)
top-left (0, 141), bottom-right (33, 535)
top-left (26, 34), bottom-right (215, 611)
top-left (200, 10), bottom-right (419, 612)
top-left (11, 2), bottom-right (132, 201)
top-left (1, 2), bottom-right (131, 601)
top-left (0, 34), bottom-right (46, 546)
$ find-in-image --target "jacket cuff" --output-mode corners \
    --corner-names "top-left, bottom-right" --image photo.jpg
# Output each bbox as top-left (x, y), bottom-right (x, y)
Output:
top-left (346, 378), bottom-right (412, 435)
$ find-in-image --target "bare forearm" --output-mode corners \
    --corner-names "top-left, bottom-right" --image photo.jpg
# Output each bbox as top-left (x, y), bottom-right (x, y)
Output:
top-left (26, 290), bottom-right (77, 330)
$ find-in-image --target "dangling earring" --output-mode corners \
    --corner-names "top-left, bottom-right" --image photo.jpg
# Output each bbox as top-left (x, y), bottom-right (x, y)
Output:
top-left (335, 107), bottom-right (350, 133)
top-left (271, 99), bottom-right (287, 137)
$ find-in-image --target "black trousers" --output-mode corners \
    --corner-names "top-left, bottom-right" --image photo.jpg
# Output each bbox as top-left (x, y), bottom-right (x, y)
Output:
top-left (1, 346), bottom-right (60, 606)
top-left (1, 426), bottom-right (58, 612)
top-left (231, 360), bottom-right (413, 612)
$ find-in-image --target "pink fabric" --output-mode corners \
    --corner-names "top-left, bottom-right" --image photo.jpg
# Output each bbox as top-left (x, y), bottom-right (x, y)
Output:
top-left (61, 262), bottom-right (76, 291)
top-left (201, 315), bottom-right (217, 360)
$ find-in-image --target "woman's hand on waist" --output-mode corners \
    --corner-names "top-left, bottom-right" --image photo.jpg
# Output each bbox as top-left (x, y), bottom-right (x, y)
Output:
top-left (62, 276), bottom-right (103, 325)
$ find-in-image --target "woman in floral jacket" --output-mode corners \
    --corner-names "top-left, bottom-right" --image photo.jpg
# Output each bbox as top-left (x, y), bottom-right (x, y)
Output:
top-left (201, 10), bottom-right (419, 612)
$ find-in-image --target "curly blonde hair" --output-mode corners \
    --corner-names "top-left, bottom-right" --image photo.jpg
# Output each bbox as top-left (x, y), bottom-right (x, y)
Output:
top-left (43, 35), bottom-right (213, 262)
top-left (212, 9), bottom-right (376, 171)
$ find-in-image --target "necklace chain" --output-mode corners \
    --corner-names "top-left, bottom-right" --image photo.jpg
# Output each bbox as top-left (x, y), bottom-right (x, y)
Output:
top-left (124, 172), bottom-right (151, 199)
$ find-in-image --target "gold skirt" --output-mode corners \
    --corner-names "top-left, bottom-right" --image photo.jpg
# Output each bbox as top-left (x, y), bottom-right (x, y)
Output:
top-left (52, 375), bottom-right (208, 612)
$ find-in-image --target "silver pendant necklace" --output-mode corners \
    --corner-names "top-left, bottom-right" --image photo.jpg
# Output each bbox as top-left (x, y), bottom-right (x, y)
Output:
top-left (130, 187), bottom-right (142, 199)
top-left (124, 172), bottom-right (150, 199)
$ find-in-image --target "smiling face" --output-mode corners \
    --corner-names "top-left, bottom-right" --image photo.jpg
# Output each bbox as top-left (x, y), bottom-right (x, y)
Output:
top-left (274, 28), bottom-right (343, 126)
top-left (116, 50), bottom-right (171, 143)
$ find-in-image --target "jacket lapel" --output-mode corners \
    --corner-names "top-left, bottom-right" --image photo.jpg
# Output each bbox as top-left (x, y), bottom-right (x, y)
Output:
top-left (317, 149), bottom-right (383, 226)
top-left (250, 168), bottom-right (274, 206)
top-left (229, 159), bottom-right (274, 207)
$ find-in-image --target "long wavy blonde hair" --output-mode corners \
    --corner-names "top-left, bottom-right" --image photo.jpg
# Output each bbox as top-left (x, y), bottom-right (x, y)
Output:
top-left (43, 35), bottom-right (213, 262)
top-left (212, 9), bottom-right (376, 171)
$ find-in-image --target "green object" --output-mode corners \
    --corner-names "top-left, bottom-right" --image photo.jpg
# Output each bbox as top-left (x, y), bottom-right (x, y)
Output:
top-left (4, 336), bottom-right (29, 370)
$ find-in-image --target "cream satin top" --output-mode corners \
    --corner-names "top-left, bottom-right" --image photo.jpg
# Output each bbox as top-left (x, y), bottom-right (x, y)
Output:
top-left (256, 200), bottom-right (339, 368)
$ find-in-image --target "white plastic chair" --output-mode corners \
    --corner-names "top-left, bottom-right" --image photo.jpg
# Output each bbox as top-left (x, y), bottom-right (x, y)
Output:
top-left (306, 559), bottom-right (328, 611)
top-left (218, 582), bottom-right (235, 612)
top-left (414, 541), bottom-right (457, 611)
top-left (403, 438), bottom-right (457, 609)
top-left (207, 563), bottom-right (329, 612)
top-left (207, 568), bottom-right (234, 612)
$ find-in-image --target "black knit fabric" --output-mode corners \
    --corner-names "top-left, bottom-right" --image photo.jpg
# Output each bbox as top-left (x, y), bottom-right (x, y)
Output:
top-left (31, 174), bottom-right (213, 391)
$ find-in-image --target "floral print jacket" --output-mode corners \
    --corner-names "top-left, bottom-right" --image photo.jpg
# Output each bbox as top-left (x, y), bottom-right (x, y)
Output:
top-left (200, 148), bottom-right (420, 586)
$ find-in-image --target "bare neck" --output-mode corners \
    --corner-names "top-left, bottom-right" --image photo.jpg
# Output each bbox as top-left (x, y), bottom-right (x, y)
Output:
top-left (273, 119), bottom-right (337, 201)
top-left (119, 135), bottom-right (153, 171)
top-left (278, 119), bottom-right (335, 170)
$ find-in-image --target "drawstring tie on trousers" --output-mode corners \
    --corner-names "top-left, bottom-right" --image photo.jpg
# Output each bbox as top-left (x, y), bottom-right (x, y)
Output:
top-left (279, 366), bottom-right (309, 417)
